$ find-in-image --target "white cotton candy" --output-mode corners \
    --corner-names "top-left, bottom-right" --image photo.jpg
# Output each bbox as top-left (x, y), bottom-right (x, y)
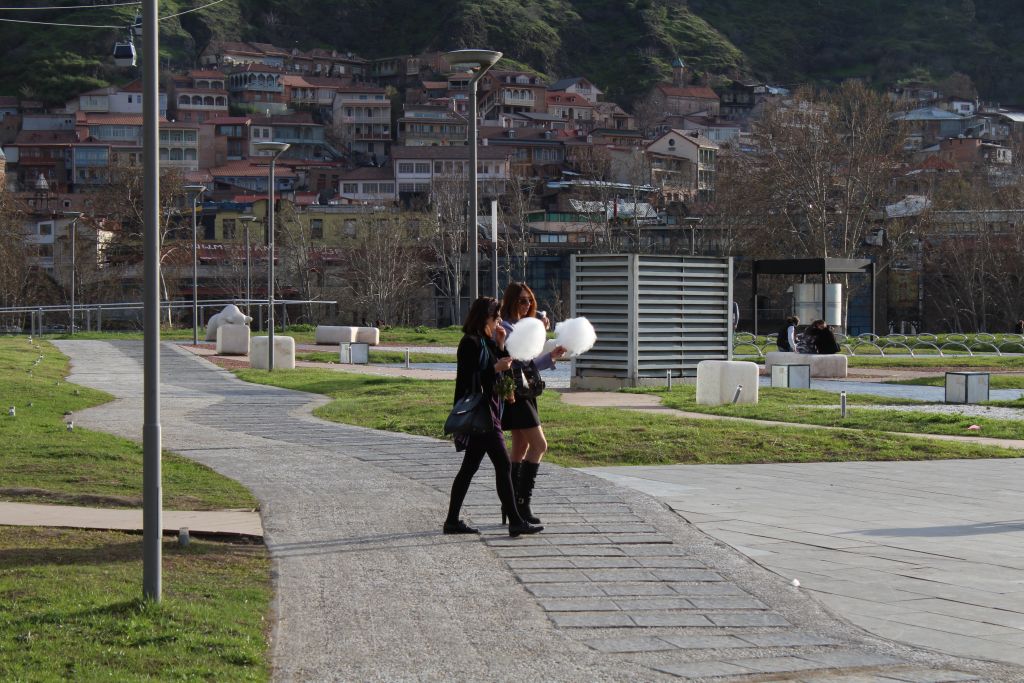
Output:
top-left (554, 317), bottom-right (597, 357)
top-left (505, 316), bottom-right (547, 361)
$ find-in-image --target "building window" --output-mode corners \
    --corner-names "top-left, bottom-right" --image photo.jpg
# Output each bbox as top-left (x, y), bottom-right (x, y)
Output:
top-left (310, 219), bottom-right (323, 239)
top-left (222, 219), bottom-right (236, 240)
top-left (342, 183), bottom-right (358, 194)
top-left (39, 222), bottom-right (53, 236)
top-left (398, 162), bottom-right (414, 174)
top-left (414, 163), bottom-right (430, 173)
top-left (343, 219), bottom-right (356, 236)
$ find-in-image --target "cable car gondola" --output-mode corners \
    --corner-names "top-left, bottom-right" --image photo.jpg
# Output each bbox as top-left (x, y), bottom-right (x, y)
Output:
top-left (113, 39), bottom-right (136, 67)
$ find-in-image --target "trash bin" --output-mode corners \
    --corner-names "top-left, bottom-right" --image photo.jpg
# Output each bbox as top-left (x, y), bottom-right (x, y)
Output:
top-left (945, 371), bottom-right (989, 404)
top-left (771, 364), bottom-right (810, 389)
top-left (351, 342), bottom-right (369, 364)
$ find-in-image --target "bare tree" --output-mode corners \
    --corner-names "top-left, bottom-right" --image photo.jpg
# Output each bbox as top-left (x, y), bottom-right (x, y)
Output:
top-left (0, 191), bottom-right (32, 310)
top-left (426, 174), bottom-right (468, 324)
top-left (342, 212), bottom-right (429, 325)
top-left (500, 168), bottom-right (539, 282)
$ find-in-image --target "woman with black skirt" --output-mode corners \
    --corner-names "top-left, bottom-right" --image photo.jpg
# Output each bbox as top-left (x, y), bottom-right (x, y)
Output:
top-left (498, 283), bottom-right (566, 525)
top-left (443, 296), bottom-right (543, 537)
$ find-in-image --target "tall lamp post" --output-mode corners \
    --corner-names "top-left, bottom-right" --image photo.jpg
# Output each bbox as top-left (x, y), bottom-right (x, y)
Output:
top-left (140, 0), bottom-right (161, 603)
top-left (253, 141), bottom-right (290, 370)
top-left (238, 215), bottom-right (257, 316)
top-left (444, 49), bottom-right (502, 306)
top-left (63, 211), bottom-right (82, 335)
top-left (184, 185), bottom-right (206, 345)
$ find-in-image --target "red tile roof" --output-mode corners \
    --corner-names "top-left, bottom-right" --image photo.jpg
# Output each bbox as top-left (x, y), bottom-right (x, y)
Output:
top-left (655, 83), bottom-right (720, 100)
top-left (188, 70), bottom-right (226, 79)
top-left (13, 130), bottom-right (78, 145)
top-left (340, 165), bottom-right (393, 180)
top-left (212, 160), bottom-right (297, 178)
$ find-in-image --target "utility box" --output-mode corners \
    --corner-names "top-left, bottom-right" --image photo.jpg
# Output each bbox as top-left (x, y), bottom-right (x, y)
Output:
top-left (570, 254), bottom-right (733, 389)
top-left (771, 364), bottom-right (811, 389)
top-left (338, 342), bottom-right (351, 364)
top-left (350, 342), bottom-right (369, 364)
top-left (945, 371), bottom-right (989, 404)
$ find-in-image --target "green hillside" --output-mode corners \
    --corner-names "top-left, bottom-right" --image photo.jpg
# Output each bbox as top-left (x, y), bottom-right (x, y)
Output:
top-left (1, 0), bottom-right (1021, 107)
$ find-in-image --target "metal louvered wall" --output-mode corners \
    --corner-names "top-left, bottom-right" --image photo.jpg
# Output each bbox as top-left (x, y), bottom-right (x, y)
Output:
top-left (570, 254), bottom-right (733, 389)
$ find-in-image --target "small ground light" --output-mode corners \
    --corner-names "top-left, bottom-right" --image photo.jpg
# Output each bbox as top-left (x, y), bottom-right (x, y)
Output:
top-left (732, 384), bottom-right (743, 404)
top-left (178, 528), bottom-right (190, 546)
top-left (8, 406), bottom-right (14, 416)
top-left (840, 391), bottom-right (847, 418)
top-left (66, 421), bottom-right (74, 431)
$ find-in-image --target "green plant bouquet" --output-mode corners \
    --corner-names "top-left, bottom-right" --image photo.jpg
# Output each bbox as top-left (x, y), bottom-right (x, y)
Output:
top-left (495, 374), bottom-right (516, 403)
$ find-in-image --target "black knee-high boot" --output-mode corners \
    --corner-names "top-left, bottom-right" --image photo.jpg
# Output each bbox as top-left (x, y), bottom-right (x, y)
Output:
top-left (518, 461), bottom-right (541, 524)
top-left (502, 462), bottom-right (522, 525)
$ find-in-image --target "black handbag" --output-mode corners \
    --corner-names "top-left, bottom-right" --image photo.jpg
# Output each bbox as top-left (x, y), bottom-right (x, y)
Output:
top-left (444, 344), bottom-right (493, 436)
top-left (514, 361), bottom-right (545, 398)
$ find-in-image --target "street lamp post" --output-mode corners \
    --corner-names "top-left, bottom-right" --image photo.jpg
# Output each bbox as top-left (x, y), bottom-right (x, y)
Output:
top-left (238, 215), bottom-right (257, 316)
top-left (253, 141), bottom-right (290, 370)
top-left (184, 185), bottom-right (206, 345)
top-left (444, 49), bottom-right (502, 307)
top-left (63, 212), bottom-right (82, 335)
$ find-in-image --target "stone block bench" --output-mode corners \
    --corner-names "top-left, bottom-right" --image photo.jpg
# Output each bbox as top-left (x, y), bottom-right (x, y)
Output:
top-left (315, 326), bottom-right (379, 345)
top-left (764, 351), bottom-right (848, 378)
top-left (696, 360), bottom-right (759, 405)
top-left (315, 326), bottom-right (357, 344)
top-left (215, 324), bottom-right (249, 356)
top-left (250, 335), bottom-right (295, 370)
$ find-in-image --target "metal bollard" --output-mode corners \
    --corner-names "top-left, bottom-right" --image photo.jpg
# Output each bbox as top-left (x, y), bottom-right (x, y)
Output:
top-left (840, 390), bottom-right (847, 418)
top-left (405, 348), bottom-right (411, 369)
top-left (732, 384), bottom-right (743, 404)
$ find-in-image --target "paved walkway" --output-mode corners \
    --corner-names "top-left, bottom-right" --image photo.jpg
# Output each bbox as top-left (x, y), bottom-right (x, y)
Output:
top-left (30, 340), bottom-right (1023, 681)
top-left (0, 501), bottom-right (262, 537)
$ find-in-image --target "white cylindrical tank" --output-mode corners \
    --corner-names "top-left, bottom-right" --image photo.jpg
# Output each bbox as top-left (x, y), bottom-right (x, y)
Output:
top-left (792, 283), bottom-right (842, 327)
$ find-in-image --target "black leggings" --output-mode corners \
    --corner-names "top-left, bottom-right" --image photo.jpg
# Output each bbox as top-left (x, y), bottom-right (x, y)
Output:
top-left (446, 430), bottom-right (521, 525)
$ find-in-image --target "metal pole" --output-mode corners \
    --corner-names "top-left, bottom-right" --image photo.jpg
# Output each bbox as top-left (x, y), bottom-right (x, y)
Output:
top-left (491, 199), bottom-right (498, 298)
top-left (268, 161), bottom-right (276, 371)
top-left (245, 222), bottom-right (251, 316)
top-left (192, 195), bottom-right (198, 345)
top-left (469, 75), bottom-right (479, 304)
top-left (70, 219), bottom-right (75, 335)
top-left (141, 0), bottom-right (162, 603)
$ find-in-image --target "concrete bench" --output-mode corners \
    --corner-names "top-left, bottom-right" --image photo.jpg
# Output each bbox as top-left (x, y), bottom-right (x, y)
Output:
top-left (764, 351), bottom-right (847, 378)
top-left (315, 326), bottom-right (357, 344)
top-left (215, 323), bottom-right (250, 356)
top-left (696, 360), bottom-right (759, 405)
top-left (250, 335), bottom-right (295, 370)
top-left (355, 327), bottom-right (380, 345)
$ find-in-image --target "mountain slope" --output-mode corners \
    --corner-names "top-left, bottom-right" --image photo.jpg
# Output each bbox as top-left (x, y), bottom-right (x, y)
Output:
top-left (0, 0), bottom-right (1021, 107)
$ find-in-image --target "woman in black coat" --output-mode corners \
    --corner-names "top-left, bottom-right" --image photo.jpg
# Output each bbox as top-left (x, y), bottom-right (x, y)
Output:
top-left (443, 297), bottom-right (543, 537)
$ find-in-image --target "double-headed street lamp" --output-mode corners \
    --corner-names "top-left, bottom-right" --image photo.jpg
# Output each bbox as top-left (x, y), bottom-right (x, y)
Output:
top-left (252, 141), bottom-right (290, 370)
top-left (444, 48), bottom-right (502, 306)
top-left (238, 215), bottom-right (257, 316)
top-left (184, 184), bottom-right (207, 345)
top-left (62, 211), bottom-right (82, 336)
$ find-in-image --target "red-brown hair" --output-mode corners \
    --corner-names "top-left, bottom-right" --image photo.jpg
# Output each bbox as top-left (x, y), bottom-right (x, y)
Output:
top-left (500, 282), bottom-right (537, 322)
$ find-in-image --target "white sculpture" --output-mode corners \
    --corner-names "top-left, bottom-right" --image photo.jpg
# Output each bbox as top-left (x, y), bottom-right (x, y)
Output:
top-left (205, 304), bottom-right (252, 342)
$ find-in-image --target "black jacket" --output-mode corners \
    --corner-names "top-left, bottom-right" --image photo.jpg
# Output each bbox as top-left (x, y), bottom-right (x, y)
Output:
top-left (454, 334), bottom-right (508, 404)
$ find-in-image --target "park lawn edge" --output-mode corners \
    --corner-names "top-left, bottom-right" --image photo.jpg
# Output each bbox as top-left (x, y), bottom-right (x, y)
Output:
top-left (229, 366), bottom-right (1021, 467)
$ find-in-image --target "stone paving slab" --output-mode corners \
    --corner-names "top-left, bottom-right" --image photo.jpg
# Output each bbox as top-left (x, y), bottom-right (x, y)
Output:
top-left (49, 340), bottom-right (1024, 682)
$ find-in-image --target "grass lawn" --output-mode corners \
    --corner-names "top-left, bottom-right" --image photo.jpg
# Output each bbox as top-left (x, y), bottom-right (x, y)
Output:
top-left (296, 350), bottom-right (454, 365)
top-left (0, 527), bottom-right (270, 681)
top-left (0, 337), bottom-right (256, 510)
top-left (887, 374), bottom-right (1024, 389)
top-left (847, 355), bottom-right (1024, 369)
top-left (628, 385), bottom-right (1024, 440)
top-left (232, 367), bottom-right (1020, 467)
top-left (31, 324), bottom-right (464, 347)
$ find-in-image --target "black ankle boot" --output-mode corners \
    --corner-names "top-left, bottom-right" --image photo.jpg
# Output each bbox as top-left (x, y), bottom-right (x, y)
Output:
top-left (517, 461), bottom-right (541, 524)
top-left (508, 518), bottom-right (543, 537)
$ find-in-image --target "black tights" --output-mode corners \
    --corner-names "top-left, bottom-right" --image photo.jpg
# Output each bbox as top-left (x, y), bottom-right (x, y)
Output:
top-left (446, 430), bottom-right (522, 525)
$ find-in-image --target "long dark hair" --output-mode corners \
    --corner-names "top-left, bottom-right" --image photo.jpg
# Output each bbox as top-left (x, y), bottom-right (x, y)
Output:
top-left (462, 296), bottom-right (500, 336)
top-left (500, 281), bottom-right (537, 321)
